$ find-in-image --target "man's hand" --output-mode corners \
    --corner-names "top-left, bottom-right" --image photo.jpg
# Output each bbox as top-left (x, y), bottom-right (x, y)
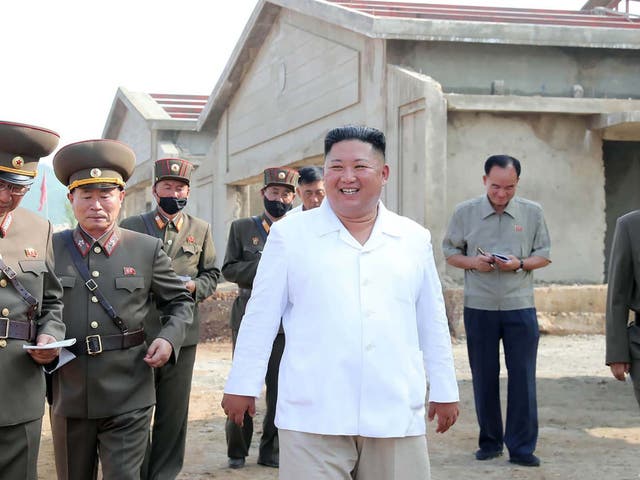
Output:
top-left (185, 280), bottom-right (196, 294)
top-left (610, 362), bottom-right (630, 381)
top-left (144, 338), bottom-right (173, 368)
top-left (494, 254), bottom-right (519, 271)
top-left (25, 334), bottom-right (60, 364)
top-left (428, 401), bottom-right (460, 433)
top-left (221, 393), bottom-right (256, 427)
top-left (474, 253), bottom-right (495, 272)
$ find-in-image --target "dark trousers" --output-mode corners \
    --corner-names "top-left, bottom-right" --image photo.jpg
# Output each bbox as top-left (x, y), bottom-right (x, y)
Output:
top-left (226, 331), bottom-right (285, 463)
top-left (464, 307), bottom-right (539, 459)
top-left (52, 406), bottom-right (153, 480)
top-left (141, 344), bottom-right (197, 480)
top-left (0, 418), bottom-right (42, 480)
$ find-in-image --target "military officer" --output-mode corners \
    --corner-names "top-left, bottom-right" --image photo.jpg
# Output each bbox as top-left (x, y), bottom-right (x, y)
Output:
top-left (0, 120), bottom-right (66, 480)
top-left (49, 139), bottom-right (194, 480)
top-left (223, 166), bottom-right (298, 469)
top-left (120, 157), bottom-right (220, 480)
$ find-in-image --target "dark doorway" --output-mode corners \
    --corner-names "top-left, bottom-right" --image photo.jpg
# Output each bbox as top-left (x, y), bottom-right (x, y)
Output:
top-left (603, 140), bottom-right (640, 280)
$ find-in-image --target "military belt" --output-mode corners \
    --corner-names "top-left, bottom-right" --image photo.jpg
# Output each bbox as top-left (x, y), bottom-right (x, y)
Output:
top-left (238, 288), bottom-right (252, 298)
top-left (0, 317), bottom-right (36, 341)
top-left (67, 328), bottom-right (145, 356)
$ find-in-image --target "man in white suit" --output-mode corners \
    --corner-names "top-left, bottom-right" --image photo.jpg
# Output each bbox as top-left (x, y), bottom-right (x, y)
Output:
top-left (222, 125), bottom-right (459, 480)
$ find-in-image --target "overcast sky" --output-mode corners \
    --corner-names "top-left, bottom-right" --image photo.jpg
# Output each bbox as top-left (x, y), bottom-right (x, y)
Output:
top-left (2, 0), bottom-right (637, 163)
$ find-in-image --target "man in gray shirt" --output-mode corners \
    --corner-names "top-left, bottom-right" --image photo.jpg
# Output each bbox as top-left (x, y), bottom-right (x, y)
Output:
top-left (442, 154), bottom-right (551, 468)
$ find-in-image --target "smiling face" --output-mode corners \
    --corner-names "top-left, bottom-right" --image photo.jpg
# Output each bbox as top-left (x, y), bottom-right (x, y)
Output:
top-left (323, 139), bottom-right (389, 223)
top-left (68, 186), bottom-right (125, 238)
top-left (483, 164), bottom-right (519, 213)
top-left (296, 180), bottom-right (325, 210)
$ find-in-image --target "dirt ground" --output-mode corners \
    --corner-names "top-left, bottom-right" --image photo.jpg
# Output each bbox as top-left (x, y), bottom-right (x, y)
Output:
top-left (38, 334), bottom-right (640, 479)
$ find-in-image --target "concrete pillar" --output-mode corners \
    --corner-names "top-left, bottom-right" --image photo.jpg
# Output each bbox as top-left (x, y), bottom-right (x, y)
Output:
top-left (386, 65), bottom-right (448, 271)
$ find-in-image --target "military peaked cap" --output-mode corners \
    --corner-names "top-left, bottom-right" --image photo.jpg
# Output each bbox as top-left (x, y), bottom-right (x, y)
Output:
top-left (154, 158), bottom-right (193, 185)
top-left (263, 167), bottom-right (298, 191)
top-left (53, 139), bottom-right (135, 191)
top-left (0, 120), bottom-right (60, 185)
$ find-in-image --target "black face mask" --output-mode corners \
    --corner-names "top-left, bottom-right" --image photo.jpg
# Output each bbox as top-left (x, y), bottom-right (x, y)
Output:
top-left (263, 197), bottom-right (292, 218)
top-left (158, 196), bottom-right (187, 215)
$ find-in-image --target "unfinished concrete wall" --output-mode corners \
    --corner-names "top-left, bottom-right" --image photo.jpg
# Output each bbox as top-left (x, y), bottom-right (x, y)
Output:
top-left (386, 66), bottom-right (448, 270)
top-left (203, 8), bottom-right (388, 259)
top-left (388, 41), bottom-right (640, 99)
top-left (442, 112), bottom-right (605, 284)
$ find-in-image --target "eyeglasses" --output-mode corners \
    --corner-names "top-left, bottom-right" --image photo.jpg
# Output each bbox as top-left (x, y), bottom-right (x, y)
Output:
top-left (0, 181), bottom-right (30, 196)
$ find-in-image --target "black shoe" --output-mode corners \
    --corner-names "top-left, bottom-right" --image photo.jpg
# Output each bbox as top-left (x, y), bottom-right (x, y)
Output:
top-left (509, 454), bottom-right (540, 467)
top-left (228, 457), bottom-right (246, 469)
top-left (475, 449), bottom-right (503, 461)
top-left (257, 458), bottom-right (279, 468)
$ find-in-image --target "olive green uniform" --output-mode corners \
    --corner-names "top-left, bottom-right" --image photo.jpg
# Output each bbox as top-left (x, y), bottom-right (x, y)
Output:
top-left (223, 214), bottom-right (284, 465)
top-left (0, 207), bottom-right (65, 480)
top-left (50, 225), bottom-right (194, 480)
top-left (120, 210), bottom-right (220, 479)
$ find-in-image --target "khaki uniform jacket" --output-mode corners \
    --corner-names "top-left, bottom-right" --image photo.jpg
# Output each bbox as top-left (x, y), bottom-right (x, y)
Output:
top-left (222, 216), bottom-right (267, 331)
top-left (51, 225), bottom-right (194, 419)
top-left (606, 209), bottom-right (640, 365)
top-left (120, 211), bottom-right (220, 346)
top-left (0, 207), bottom-right (65, 426)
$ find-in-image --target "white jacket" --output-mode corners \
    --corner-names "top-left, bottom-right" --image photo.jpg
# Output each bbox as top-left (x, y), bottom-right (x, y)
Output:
top-left (224, 200), bottom-right (459, 437)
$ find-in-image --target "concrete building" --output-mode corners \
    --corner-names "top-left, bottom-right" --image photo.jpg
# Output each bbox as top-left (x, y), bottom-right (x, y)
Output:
top-left (112, 0), bottom-right (640, 287)
top-left (199, 0), bottom-right (640, 285)
top-left (102, 88), bottom-right (212, 218)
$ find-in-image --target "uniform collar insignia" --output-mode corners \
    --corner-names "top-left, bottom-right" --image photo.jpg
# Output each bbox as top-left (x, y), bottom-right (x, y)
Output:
top-left (101, 227), bottom-right (121, 257)
top-left (155, 210), bottom-right (184, 232)
top-left (154, 213), bottom-right (167, 230)
top-left (0, 212), bottom-right (12, 238)
top-left (73, 228), bottom-right (92, 257)
top-left (0, 212), bottom-right (13, 238)
top-left (75, 226), bottom-right (121, 257)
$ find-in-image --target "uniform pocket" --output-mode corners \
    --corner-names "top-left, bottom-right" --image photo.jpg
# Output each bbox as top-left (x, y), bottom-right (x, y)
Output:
top-left (115, 276), bottom-right (145, 292)
top-left (19, 260), bottom-right (48, 276)
top-left (58, 275), bottom-right (76, 288)
top-left (181, 244), bottom-right (201, 255)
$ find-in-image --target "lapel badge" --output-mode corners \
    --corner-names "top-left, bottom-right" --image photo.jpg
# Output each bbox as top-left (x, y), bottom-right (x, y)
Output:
top-left (123, 266), bottom-right (136, 276)
top-left (24, 248), bottom-right (38, 258)
top-left (186, 235), bottom-right (195, 244)
top-left (252, 236), bottom-right (259, 246)
top-left (515, 225), bottom-right (523, 232)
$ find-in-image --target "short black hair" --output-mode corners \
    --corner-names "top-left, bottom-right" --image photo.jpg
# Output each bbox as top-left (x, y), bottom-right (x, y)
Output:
top-left (297, 166), bottom-right (323, 185)
top-left (324, 125), bottom-right (386, 158)
top-left (484, 155), bottom-right (521, 177)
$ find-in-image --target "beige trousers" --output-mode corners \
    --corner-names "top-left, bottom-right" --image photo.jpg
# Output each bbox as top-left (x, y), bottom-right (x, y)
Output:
top-left (279, 429), bottom-right (430, 480)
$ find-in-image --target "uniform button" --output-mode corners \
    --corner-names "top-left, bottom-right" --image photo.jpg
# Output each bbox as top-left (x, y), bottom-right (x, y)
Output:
top-left (90, 321), bottom-right (99, 329)
top-left (167, 239), bottom-right (173, 246)
top-left (94, 246), bottom-right (102, 254)
top-left (1, 308), bottom-right (8, 316)
top-left (91, 271), bottom-right (99, 278)
top-left (0, 339), bottom-right (6, 348)
top-left (0, 279), bottom-right (6, 287)
top-left (91, 296), bottom-right (99, 303)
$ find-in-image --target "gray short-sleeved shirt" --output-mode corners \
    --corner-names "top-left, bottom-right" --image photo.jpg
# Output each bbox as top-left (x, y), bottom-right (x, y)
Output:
top-left (442, 195), bottom-right (551, 311)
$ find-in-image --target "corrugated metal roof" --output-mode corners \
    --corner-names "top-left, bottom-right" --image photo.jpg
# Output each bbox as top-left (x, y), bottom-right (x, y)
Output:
top-left (148, 93), bottom-right (209, 120)
top-left (327, 1), bottom-right (640, 28)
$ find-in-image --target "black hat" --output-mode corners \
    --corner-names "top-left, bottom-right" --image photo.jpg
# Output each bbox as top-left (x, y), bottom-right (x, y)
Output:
top-left (0, 121), bottom-right (60, 186)
top-left (53, 139), bottom-right (135, 191)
